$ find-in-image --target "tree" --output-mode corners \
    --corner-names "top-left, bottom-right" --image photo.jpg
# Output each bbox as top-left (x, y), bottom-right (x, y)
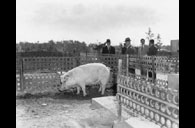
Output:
top-left (155, 34), bottom-right (163, 50)
top-left (145, 28), bottom-right (163, 50)
top-left (145, 27), bottom-right (155, 43)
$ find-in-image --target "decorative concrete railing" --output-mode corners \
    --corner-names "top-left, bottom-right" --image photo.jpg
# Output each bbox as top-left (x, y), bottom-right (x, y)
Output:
top-left (16, 72), bottom-right (115, 95)
top-left (16, 73), bottom-right (60, 95)
top-left (16, 54), bottom-right (179, 75)
top-left (22, 57), bottom-right (79, 73)
top-left (116, 59), bottom-right (179, 128)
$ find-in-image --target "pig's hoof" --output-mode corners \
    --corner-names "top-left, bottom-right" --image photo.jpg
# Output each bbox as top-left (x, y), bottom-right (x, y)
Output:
top-left (83, 94), bottom-right (87, 97)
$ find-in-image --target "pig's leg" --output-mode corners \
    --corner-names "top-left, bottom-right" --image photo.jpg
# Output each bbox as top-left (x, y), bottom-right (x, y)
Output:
top-left (100, 79), bottom-right (108, 95)
top-left (98, 85), bottom-right (102, 92)
top-left (80, 83), bottom-right (87, 96)
top-left (76, 86), bottom-right (80, 95)
top-left (101, 85), bottom-right (106, 95)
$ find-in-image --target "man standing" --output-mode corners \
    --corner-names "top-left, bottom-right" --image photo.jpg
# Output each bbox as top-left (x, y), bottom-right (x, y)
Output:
top-left (123, 37), bottom-right (136, 55)
top-left (122, 37), bottom-right (136, 74)
top-left (102, 39), bottom-right (115, 54)
top-left (138, 39), bottom-right (149, 56)
top-left (147, 39), bottom-right (158, 56)
top-left (138, 38), bottom-right (149, 76)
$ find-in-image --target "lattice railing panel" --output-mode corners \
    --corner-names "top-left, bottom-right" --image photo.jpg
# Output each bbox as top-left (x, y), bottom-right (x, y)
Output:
top-left (20, 73), bottom-right (61, 94)
top-left (117, 74), bottom-right (179, 128)
top-left (127, 56), bottom-right (179, 74)
top-left (16, 75), bottom-right (21, 91)
top-left (22, 57), bottom-right (78, 73)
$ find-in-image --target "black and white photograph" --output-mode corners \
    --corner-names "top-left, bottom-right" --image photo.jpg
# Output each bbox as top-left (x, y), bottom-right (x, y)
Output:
top-left (16, 0), bottom-right (179, 128)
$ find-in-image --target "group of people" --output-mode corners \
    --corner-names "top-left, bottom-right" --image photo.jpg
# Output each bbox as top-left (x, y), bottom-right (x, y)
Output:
top-left (100, 37), bottom-right (158, 79)
top-left (101, 37), bottom-right (158, 56)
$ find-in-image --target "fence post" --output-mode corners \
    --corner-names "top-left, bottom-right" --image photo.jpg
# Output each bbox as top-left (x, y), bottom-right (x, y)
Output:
top-left (117, 59), bottom-right (122, 121)
top-left (152, 56), bottom-right (155, 83)
top-left (20, 58), bottom-right (24, 91)
top-left (126, 54), bottom-right (129, 76)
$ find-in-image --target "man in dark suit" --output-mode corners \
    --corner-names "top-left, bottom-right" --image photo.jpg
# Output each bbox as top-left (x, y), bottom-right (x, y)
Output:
top-left (147, 39), bottom-right (157, 80)
top-left (102, 39), bottom-right (115, 54)
top-left (121, 37), bottom-right (136, 74)
top-left (147, 39), bottom-right (158, 56)
top-left (121, 37), bottom-right (136, 55)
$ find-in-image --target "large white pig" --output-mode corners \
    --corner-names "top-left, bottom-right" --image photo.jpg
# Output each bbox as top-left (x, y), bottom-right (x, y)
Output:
top-left (59, 63), bottom-right (110, 96)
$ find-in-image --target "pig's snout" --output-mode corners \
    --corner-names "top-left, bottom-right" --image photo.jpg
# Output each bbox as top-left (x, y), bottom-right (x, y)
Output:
top-left (57, 87), bottom-right (63, 92)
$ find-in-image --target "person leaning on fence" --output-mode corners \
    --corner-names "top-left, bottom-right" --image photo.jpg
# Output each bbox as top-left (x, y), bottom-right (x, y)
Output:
top-left (147, 39), bottom-right (158, 56)
top-left (102, 39), bottom-right (115, 54)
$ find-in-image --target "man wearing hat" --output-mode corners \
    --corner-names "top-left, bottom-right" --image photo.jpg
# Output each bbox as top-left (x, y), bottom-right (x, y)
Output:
top-left (102, 39), bottom-right (115, 54)
top-left (121, 37), bottom-right (136, 55)
top-left (121, 37), bottom-right (136, 74)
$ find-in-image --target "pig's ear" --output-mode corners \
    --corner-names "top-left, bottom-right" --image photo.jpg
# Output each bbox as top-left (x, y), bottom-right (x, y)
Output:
top-left (66, 72), bottom-right (73, 78)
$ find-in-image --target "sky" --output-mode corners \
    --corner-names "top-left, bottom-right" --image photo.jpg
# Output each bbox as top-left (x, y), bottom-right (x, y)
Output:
top-left (16, 0), bottom-right (179, 46)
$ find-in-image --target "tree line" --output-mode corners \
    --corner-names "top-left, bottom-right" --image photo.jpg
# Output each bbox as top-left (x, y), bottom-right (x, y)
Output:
top-left (16, 40), bottom-right (90, 56)
top-left (16, 28), bottom-right (172, 56)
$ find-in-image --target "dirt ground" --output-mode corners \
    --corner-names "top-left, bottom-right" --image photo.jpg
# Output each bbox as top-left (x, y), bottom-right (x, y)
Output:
top-left (16, 89), bottom-right (117, 128)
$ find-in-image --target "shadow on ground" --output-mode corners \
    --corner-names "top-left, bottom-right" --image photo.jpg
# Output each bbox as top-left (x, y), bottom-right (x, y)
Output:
top-left (17, 87), bottom-right (116, 100)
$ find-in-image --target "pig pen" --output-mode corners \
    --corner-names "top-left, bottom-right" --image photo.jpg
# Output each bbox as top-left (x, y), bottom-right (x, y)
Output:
top-left (16, 88), bottom-right (117, 128)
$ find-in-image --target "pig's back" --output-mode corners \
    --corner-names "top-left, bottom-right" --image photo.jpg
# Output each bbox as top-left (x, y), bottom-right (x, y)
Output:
top-left (79, 63), bottom-right (108, 72)
top-left (73, 63), bottom-right (109, 78)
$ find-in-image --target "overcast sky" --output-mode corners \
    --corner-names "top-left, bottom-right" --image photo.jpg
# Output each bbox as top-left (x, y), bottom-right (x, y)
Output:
top-left (16, 0), bottom-right (179, 46)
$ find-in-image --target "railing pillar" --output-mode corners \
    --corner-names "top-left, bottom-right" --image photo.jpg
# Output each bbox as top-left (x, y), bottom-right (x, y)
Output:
top-left (117, 59), bottom-right (122, 121)
top-left (152, 56), bottom-right (155, 83)
top-left (20, 58), bottom-right (24, 91)
top-left (126, 54), bottom-right (129, 76)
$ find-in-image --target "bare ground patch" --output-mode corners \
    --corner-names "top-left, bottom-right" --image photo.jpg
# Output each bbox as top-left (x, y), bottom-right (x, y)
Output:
top-left (16, 89), bottom-right (117, 128)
